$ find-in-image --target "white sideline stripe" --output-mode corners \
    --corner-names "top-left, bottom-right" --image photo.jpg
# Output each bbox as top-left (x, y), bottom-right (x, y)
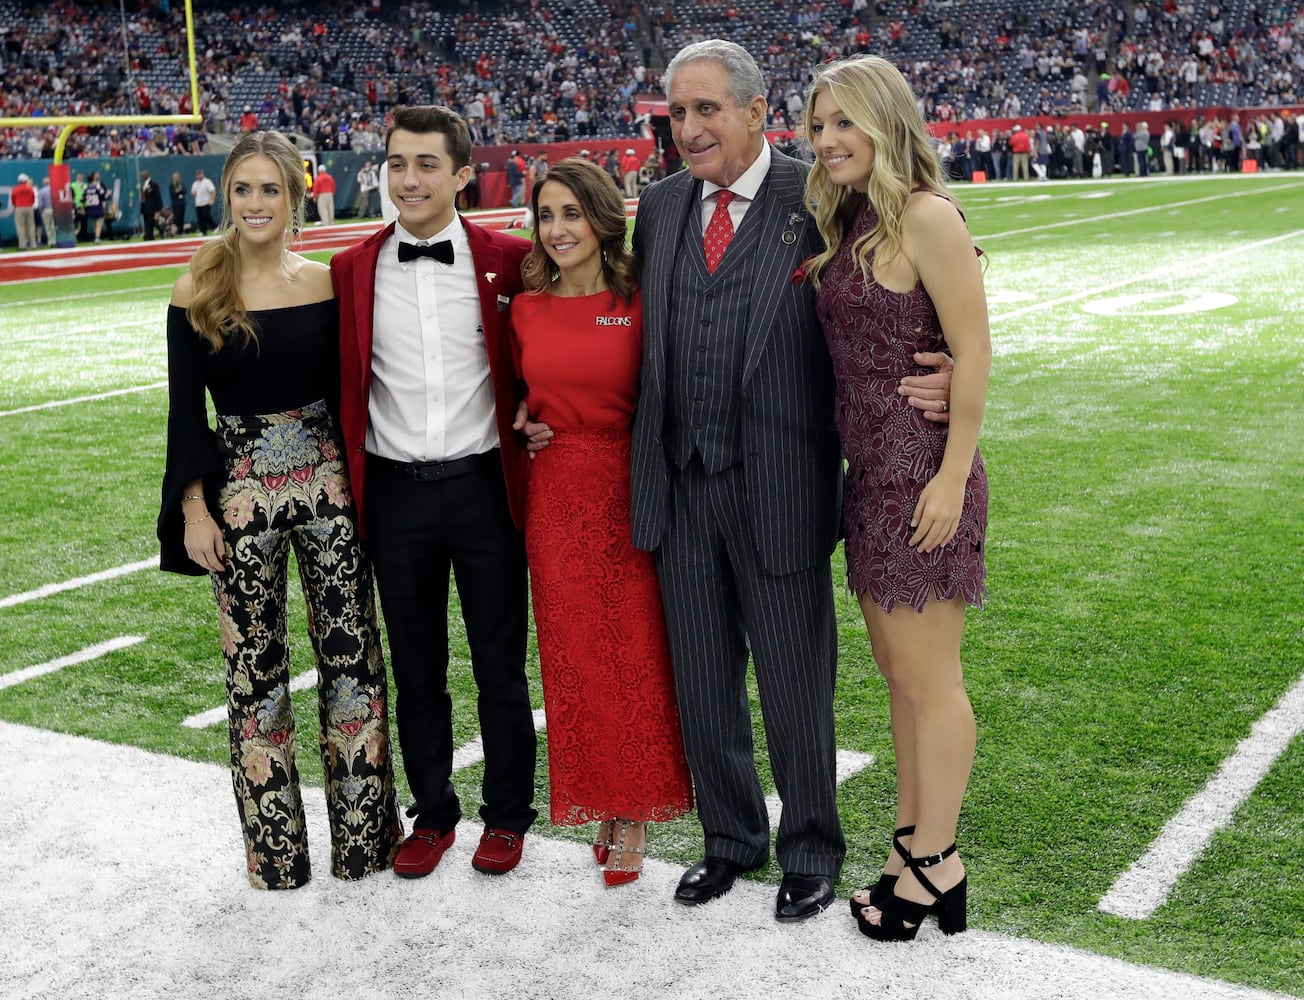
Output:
top-left (766, 749), bottom-right (874, 827)
top-left (1098, 672), bottom-right (1304, 920)
top-left (452, 707), bottom-right (549, 770)
top-left (992, 229), bottom-right (1304, 324)
top-left (182, 692), bottom-right (551, 768)
top-left (0, 557), bottom-right (155, 610)
top-left (180, 668), bottom-right (321, 729)
top-left (0, 635), bottom-right (145, 691)
top-left (973, 181), bottom-right (1304, 240)
top-left (0, 381), bottom-right (166, 418)
top-left (1, 283), bottom-right (173, 308)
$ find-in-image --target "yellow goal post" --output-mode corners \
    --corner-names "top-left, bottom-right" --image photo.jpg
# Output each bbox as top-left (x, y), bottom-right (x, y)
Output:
top-left (0, 0), bottom-right (203, 247)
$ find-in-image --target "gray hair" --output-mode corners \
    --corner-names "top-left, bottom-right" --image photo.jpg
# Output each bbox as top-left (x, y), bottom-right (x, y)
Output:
top-left (664, 39), bottom-right (765, 109)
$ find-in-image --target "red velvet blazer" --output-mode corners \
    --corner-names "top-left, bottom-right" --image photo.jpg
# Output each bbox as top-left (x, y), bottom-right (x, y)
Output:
top-left (330, 218), bottom-right (532, 535)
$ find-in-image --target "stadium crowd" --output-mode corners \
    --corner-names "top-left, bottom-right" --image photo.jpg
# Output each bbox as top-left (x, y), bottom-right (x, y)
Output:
top-left (1, 0), bottom-right (1302, 162)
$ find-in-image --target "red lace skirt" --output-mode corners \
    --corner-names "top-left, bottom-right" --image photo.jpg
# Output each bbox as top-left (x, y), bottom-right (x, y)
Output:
top-left (525, 426), bottom-right (693, 826)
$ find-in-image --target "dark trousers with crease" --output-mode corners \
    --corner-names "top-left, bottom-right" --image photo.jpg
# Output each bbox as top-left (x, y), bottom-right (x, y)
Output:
top-left (364, 454), bottom-right (537, 835)
top-left (655, 459), bottom-right (845, 878)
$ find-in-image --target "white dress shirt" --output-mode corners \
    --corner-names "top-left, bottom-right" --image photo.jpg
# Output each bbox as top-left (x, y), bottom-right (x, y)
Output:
top-left (367, 218), bottom-right (499, 462)
top-left (698, 139), bottom-right (772, 232)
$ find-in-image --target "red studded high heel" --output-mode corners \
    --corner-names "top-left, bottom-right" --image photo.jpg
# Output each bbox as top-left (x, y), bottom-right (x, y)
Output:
top-left (602, 820), bottom-right (645, 888)
top-left (848, 825), bottom-right (914, 917)
top-left (855, 842), bottom-right (967, 941)
top-left (592, 820), bottom-right (614, 865)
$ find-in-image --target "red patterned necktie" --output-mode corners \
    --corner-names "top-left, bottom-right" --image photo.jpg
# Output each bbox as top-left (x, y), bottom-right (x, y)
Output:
top-left (703, 190), bottom-right (736, 274)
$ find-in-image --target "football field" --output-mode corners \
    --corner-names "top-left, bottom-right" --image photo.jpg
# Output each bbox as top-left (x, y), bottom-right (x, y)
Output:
top-left (1, 173), bottom-right (1302, 997)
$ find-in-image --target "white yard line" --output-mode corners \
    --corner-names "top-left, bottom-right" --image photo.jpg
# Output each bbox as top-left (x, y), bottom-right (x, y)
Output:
top-left (0, 382), bottom-right (166, 419)
top-left (184, 693), bottom-right (551, 771)
top-left (767, 749), bottom-right (874, 827)
top-left (180, 668), bottom-right (322, 729)
top-left (1098, 672), bottom-right (1304, 920)
top-left (0, 283), bottom-right (173, 308)
top-left (0, 558), bottom-right (156, 609)
top-left (973, 181), bottom-right (1304, 240)
top-left (992, 228), bottom-right (1304, 324)
top-left (0, 635), bottom-right (145, 691)
top-left (451, 707), bottom-right (550, 770)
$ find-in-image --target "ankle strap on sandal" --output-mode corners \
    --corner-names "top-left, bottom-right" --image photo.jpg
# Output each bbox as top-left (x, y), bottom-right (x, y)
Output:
top-left (910, 842), bottom-right (957, 869)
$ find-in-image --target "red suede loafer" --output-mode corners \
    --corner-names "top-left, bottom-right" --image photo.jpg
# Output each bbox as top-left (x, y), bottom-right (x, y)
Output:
top-left (393, 828), bottom-right (455, 879)
top-left (471, 827), bottom-right (524, 875)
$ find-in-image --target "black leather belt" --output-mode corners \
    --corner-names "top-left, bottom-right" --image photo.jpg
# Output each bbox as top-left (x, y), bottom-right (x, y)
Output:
top-left (369, 450), bottom-right (498, 482)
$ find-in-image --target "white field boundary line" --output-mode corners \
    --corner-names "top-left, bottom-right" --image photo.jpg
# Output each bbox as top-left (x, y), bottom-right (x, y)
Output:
top-left (0, 283), bottom-right (173, 309)
top-left (766, 749), bottom-right (873, 826)
top-left (0, 558), bottom-right (156, 610)
top-left (0, 382), bottom-right (167, 419)
top-left (0, 635), bottom-right (145, 691)
top-left (186, 695), bottom-right (550, 772)
top-left (180, 668), bottom-right (323, 729)
top-left (991, 228), bottom-right (1304, 325)
top-left (972, 180), bottom-right (1304, 240)
top-left (1099, 671), bottom-right (1304, 920)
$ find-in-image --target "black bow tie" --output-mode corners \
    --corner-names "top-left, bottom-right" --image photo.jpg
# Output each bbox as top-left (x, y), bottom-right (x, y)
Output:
top-left (398, 240), bottom-right (454, 265)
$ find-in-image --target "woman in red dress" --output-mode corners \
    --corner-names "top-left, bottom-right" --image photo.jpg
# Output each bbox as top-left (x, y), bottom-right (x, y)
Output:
top-left (511, 158), bottom-right (692, 887)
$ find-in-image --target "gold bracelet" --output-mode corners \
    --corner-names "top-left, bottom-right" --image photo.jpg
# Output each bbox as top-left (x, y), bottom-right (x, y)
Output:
top-left (183, 514), bottom-right (211, 526)
top-left (181, 494), bottom-right (204, 503)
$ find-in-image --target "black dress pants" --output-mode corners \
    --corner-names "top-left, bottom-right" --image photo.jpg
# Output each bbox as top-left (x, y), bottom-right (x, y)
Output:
top-left (365, 453), bottom-right (537, 835)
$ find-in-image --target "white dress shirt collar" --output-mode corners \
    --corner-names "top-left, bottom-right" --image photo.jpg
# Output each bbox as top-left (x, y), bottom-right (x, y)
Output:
top-left (700, 139), bottom-right (772, 204)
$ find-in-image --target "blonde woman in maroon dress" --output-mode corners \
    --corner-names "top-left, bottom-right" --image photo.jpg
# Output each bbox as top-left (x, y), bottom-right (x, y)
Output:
top-left (804, 55), bottom-right (991, 940)
top-left (511, 158), bottom-right (693, 887)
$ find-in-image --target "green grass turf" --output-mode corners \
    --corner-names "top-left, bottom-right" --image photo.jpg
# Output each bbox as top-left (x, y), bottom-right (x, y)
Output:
top-left (1, 173), bottom-right (1301, 993)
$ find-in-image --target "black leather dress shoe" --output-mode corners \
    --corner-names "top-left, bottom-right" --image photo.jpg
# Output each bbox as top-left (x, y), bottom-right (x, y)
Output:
top-left (675, 857), bottom-right (758, 905)
top-left (775, 873), bottom-right (835, 922)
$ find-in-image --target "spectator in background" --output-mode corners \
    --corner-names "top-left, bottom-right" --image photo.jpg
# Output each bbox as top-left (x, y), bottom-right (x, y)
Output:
top-left (170, 172), bottom-right (188, 234)
top-left (506, 149), bottom-right (526, 207)
top-left (240, 105), bottom-right (259, 131)
top-left (356, 160), bottom-right (380, 217)
top-left (38, 175), bottom-right (55, 247)
top-left (1010, 123), bottom-right (1031, 180)
top-left (10, 173), bottom-right (38, 250)
top-left (314, 165), bottom-right (337, 225)
top-left (1134, 121), bottom-right (1151, 176)
top-left (192, 169), bottom-right (217, 235)
top-left (140, 170), bottom-right (164, 241)
top-left (621, 146), bottom-right (642, 197)
top-left (71, 172), bottom-right (87, 240)
top-left (83, 170), bottom-right (109, 243)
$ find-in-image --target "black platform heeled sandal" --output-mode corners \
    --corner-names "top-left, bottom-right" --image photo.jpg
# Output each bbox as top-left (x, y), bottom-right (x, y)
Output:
top-left (848, 825), bottom-right (915, 917)
top-left (855, 842), bottom-right (967, 942)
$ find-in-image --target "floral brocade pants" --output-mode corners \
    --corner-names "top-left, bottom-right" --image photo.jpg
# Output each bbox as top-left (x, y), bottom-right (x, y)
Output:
top-left (213, 401), bottom-right (402, 889)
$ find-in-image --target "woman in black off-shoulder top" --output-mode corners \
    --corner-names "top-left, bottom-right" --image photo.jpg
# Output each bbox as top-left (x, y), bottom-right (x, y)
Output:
top-left (158, 131), bottom-right (402, 889)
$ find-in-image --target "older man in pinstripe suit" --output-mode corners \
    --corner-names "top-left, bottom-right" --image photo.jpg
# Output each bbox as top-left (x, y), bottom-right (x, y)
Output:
top-left (628, 40), bottom-right (952, 921)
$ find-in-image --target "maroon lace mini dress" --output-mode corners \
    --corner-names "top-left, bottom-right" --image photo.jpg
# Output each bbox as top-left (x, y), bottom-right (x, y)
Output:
top-left (815, 198), bottom-right (988, 613)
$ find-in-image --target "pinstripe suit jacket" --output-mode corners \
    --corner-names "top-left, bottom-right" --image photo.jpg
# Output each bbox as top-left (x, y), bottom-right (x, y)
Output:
top-left (630, 149), bottom-right (842, 575)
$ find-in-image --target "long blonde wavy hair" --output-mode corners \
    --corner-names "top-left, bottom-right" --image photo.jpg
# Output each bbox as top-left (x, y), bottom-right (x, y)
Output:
top-left (186, 131), bottom-right (306, 349)
top-left (802, 56), bottom-right (954, 288)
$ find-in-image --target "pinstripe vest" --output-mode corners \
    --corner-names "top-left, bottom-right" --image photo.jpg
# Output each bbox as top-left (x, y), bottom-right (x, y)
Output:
top-left (664, 204), bottom-right (764, 472)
